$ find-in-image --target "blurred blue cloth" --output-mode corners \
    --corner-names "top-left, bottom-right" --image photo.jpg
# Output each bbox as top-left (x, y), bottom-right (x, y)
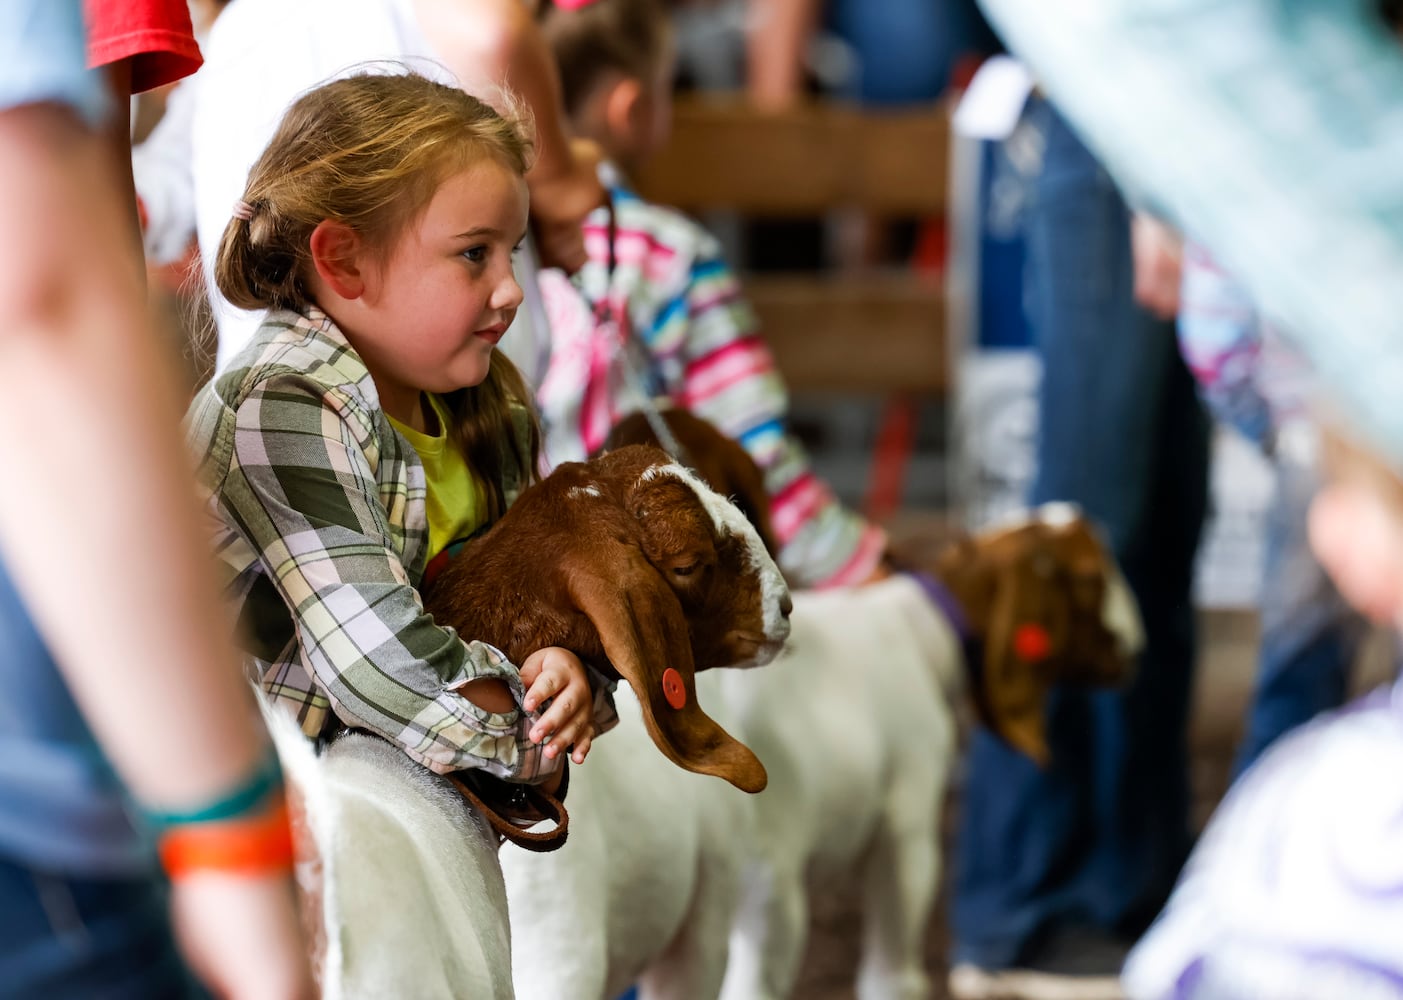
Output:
top-left (826, 0), bottom-right (999, 104)
top-left (977, 0), bottom-right (1403, 469)
top-left (0, 0), bottom-right (107, 126)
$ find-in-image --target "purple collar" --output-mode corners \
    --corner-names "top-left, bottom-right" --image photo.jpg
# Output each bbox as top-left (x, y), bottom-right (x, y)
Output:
top-left (905, 570), bottom-right (971, 643)
top-left (904, 570), bottom-right (985, 696)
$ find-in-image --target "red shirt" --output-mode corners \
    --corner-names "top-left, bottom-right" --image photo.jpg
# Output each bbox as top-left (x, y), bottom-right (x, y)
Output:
top-left (84, 0), bottom-right (202, 94)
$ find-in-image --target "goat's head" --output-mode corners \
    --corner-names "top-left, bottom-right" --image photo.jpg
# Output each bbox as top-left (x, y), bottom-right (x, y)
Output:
top-left (423, 444), bottom-right (790, 793)
top-left (604, 409), bottom-right (782, 560)
top-left (923, 503), bottom-right (1143, 766)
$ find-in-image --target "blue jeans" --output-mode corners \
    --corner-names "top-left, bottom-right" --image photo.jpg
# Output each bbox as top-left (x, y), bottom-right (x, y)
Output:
top-left (1232, 451), bottom-right (1365, 776)
top-left (0, 856), bottom-right (204, 999)
top-left (825, 0), bottom-right (999, 104)
top-left (950, 100), bottom-right (1210, 969)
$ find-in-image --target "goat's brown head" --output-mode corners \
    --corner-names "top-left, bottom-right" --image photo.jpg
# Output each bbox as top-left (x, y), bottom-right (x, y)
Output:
top-left (423, 444), bottom-right (791, 793)
top-left (604, 409), bottom-right (782, 560)
top-left (923, 503), bottom-right (1143, 766)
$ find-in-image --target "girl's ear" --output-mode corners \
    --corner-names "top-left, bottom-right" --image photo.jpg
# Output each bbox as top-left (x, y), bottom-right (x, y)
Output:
top-left (309, 219), bottom-right (367, 300)
top-left (602, 75), bottom-right (646, 153)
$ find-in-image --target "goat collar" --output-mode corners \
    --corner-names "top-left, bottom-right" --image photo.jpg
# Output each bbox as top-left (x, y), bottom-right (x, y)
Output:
top-left (903, 570), bottom-right (985, 700)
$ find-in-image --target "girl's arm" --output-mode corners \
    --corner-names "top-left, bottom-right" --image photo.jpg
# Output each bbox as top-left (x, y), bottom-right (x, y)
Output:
top-left (410, 0), bottom-right (603, 273)
top-left (222, 373), bottom-right (569, 779)
top-left (746, 0), bottom-right (821, 110)
top-left (0, 89), bottom-right (311, 1000)
top-left (131, 77), bottom-right (200, 265)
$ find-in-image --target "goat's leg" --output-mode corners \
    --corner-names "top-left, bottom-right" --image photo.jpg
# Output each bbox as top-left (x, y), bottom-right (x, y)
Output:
top-left (504, 843), bottom-right (611, 1000)
top-left (854, 787), bottom-right (946, 1000)
top-left (719, 861), bottom-right (809, 1000)
top-left (636, 850), bottom-right (740, 1000)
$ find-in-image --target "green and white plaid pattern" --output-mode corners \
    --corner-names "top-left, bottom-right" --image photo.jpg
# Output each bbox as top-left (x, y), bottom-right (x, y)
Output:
top-left (187, 308), bottom-right (560, 779)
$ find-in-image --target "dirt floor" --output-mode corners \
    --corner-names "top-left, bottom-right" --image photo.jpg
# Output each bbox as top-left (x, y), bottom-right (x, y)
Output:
top-left (791, 611), bottom-right (1397, 999)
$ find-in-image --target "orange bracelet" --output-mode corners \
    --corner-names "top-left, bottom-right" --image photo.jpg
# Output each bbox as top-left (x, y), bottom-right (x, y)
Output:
top-left (157, 797), bottom-right (295, 881)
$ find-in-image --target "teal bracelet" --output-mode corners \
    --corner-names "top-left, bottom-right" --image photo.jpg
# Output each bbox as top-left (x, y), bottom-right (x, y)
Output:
top-left (142, 747), bottom-right (284, 829)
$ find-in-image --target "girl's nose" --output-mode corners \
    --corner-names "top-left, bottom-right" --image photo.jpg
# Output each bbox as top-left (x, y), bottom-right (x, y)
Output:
top-left (495, 267), bottom-right (525, 312)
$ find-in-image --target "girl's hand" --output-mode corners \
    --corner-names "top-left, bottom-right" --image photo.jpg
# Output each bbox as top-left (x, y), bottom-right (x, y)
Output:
top-left (519, 646), bottom-right (595, 764)
top-left (527, 138), bottom-right (605, 274)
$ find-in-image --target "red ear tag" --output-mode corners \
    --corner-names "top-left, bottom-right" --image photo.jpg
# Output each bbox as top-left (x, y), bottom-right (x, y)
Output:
top-left (661, 668), bottom-right (687, 709)
top-left (1013, 623), bottom-right (1052, 663)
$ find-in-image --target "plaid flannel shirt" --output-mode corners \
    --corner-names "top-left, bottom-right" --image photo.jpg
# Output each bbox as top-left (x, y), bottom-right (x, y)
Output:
top-left (186, 308), bottom-right (608, 779)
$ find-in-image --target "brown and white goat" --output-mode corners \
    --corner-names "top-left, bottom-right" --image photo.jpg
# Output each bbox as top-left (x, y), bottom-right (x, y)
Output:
top-left (499, 409), bottom-right (1142, 1000)
top-left (716, 509), bottom-right (1141, 1000)
top-left (265, 442), bottom-right (791, 1000)
top-left (424, 442), bottom-right (791, 794)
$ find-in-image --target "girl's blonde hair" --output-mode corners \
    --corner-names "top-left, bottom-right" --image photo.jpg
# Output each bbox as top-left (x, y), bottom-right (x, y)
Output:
top-left (531, 0), bottom-right (671, 117)
top-left (216, 70), bottom-right (542, 515)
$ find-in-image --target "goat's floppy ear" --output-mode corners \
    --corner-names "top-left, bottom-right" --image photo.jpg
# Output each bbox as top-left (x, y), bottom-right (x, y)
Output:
top-left (714, 433), bottom-right (781, 559)
top-left (564, 550), bottom-right (768, 793)
top-left (979, 547), bottom-right (1065, 767)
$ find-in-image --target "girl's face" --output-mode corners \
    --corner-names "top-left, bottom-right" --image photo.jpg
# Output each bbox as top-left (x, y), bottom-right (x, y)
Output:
top-left (353, 159), bottom-right (528, 420)
top-left (1309, 478), bottom-right (1403, 629)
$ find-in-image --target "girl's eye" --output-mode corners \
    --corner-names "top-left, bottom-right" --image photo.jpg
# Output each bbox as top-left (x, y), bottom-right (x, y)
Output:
top-left (461, 246), bottom-right (487, 263)
top-left (512, 242), bottom-right (524, 258)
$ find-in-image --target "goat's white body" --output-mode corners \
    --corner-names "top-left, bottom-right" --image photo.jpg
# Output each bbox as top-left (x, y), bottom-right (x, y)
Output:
top-left (501, 575), bottom-right (962, 1000)
top-left (267, 709), bottom-right (515, 1000)
top-left (502, 683), bottom-right (752, 1000)
top-left (715, 574), bottom-right (963, 1000)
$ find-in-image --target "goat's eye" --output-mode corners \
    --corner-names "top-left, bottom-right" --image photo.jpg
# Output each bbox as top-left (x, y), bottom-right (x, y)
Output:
top-left (672, 561), bottom-right (701, 578)
top-left (1070, 571), bottom-right (1103, 606)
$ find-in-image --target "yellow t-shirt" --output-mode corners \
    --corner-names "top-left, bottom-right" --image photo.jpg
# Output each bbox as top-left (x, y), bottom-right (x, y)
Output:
top-left (387, 393), bottom-right (487, 559)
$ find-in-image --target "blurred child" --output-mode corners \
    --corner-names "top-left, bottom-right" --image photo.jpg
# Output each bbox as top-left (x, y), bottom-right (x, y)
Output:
top-left (1177, 244), bottom-right (1369, 775)
top-left (1122, 426), bottom-right (1403, 1000)
top-left (531, 0), bottom-right (888, 588)
top-left (186, 72), bottom-right (615, 790)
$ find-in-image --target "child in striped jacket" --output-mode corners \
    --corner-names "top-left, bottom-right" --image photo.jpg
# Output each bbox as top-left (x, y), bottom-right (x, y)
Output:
top-left (529, 0), bottom-right (888, 589)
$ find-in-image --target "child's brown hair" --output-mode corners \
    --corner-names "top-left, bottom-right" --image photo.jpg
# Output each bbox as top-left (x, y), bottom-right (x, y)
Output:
top-left (1321, 424), bottom-right (1403, 518)
top-left (216, 70), bottom-right (542, 517)
top-left (530, 0), bottom-right (671, 118)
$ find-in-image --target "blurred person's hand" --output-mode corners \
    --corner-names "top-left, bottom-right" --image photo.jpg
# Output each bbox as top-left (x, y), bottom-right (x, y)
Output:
top-left (1131, 212), bottom-right (1183, 320)
top-left (1309, 475), bottom-right (1403, 627)
top-left (172, 871), bottom-right (316, 1000)
top-left (528, 137), bottom-right (605, 274)
top-left (746, 0), bottom-right (819, 112)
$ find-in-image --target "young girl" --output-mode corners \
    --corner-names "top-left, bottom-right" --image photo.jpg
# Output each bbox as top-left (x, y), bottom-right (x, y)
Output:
top-left (529, 0), bottom-right (889, 589)
top-left (186, 71), bottom-right (606, 790)
top-left (1122, 425), bottom-right (1403, 1000)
